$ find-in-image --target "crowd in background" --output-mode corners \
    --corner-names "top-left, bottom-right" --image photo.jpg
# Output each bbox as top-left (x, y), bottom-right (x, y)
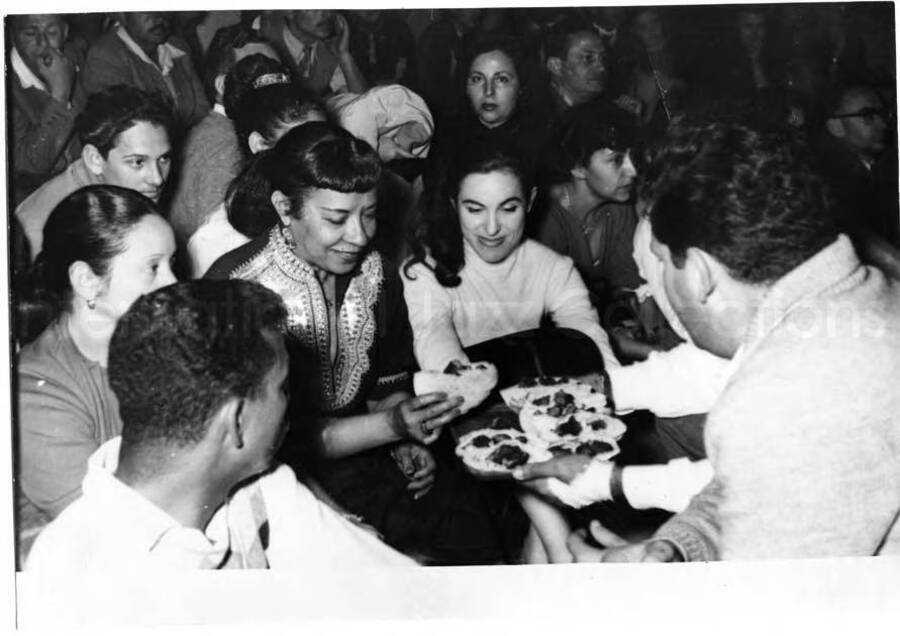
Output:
top-left (9, 6), bottom-right (898, 239)
top-left (7, 5), bottom-right (900, 575)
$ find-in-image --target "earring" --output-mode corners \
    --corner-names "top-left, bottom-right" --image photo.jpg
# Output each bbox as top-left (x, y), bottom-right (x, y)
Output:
top-left (281, 224), bottom-right (296, 250)
top-left (87, 297), bottom-right (96, 310)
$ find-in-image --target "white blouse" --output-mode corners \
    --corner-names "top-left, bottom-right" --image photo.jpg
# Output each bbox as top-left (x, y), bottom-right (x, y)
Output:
top-left (402, 239), bottom-right (619, 372)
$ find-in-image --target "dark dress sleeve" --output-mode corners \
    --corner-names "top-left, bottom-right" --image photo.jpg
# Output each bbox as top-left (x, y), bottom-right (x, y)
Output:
top-left (367, 261), bottom-right (416, 401)
top-left (203, 234), bottom-right (266, 279)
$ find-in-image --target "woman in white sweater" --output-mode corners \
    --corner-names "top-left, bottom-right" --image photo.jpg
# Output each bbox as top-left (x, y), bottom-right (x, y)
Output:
top-left (401, 141), bottom-right (621, 562)
top-left (401, 144), bottom-right (618, 373)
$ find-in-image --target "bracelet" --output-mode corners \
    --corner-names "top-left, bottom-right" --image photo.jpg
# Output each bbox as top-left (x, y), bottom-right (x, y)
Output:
top-left (387, 404), bottom-right (406, 439)
top-left (601, 368), bottom-right (616, 412)
top-left (609, 463), bottom-right (628, 506)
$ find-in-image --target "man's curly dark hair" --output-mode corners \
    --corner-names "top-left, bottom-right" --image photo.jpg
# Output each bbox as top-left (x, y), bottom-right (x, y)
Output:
top-left (644, 120), bottom-right (838, 285)
top-left (75, 85), bottom-right (175, 157)
top-left (109, 280), bottom-right (287, 451)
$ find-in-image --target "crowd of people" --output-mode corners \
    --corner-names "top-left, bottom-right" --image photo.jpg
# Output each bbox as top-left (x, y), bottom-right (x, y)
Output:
top-left (7, 6), bottom-right (900, 578)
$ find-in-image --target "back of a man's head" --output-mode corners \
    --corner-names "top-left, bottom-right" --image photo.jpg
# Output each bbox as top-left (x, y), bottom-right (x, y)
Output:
top-left (75, 85), bottom-right (175, 157)
top-left (646, 121), bottom-right (838, 285)
top-left (109, 280), bottom-right (287, 459)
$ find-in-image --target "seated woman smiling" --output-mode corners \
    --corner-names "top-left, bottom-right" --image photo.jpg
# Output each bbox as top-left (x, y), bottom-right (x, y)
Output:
top-left (403, 141), bottom-right (618, 373)
top-left (207, 122), bottom-right (526, 565)
top-left (402, 141), bottom-right (620, 562)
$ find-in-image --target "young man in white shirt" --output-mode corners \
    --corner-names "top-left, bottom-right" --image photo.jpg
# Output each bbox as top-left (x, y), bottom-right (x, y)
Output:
top-left (27, 279), bottom-right (413, 572)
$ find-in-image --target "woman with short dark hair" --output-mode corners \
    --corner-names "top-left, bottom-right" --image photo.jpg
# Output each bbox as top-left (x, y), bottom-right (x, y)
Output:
top-left (402, 140), bottom-right (618, 563)
top-left (207, 122), bottom-right (526, 565)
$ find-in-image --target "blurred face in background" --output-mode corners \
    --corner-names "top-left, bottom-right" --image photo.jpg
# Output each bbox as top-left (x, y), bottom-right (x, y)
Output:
top-left (12, 14), bottom-right (67, 75)
top-left (554, 31), bottom-right (606, 104)
top-left (290, 10), bottom-right (336, 41)
top-left (466, 50), bottom-right (520, 129)
top-left (121, 12), bottom-right (171, 51)
top-left (737, 11), bottom-right (766, 55)
top-left (450, 9), bottom-right (483, 32)
top-left (831, 90), bottom-right (889, 161)
top-left (633, 10), bottom-right (665, 52)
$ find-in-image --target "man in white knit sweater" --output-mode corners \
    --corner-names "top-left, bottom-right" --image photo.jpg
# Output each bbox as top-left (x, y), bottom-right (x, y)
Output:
top-left (555, 121), bottom-right (900, 561)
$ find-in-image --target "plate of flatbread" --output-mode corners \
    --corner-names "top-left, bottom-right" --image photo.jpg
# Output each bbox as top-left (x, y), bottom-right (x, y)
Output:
top-left (455, 429), bottom-right (553, 479)
top-left (456, 424), bottom-right (622, 479)
top-left (520, 396), bottom-right (626, 442)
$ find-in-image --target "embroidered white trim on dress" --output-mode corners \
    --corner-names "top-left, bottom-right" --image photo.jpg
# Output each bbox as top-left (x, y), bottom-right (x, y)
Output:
top-left (231, 227), bottom-right (384, 412)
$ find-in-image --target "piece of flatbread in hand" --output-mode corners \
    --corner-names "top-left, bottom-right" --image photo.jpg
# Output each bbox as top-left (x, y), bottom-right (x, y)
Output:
top-left (413, 360), bottom-right (498, 415)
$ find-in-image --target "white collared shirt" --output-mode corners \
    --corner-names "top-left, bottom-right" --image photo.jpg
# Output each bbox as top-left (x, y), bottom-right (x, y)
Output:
top-left (26, 437), bottom-right (414, 572)
top-left (115, 24), bottom-right (186, 77)
top-left (280, 23), bottom-right (346, 93)
top-left (11, 47), bottom-right (49, 93)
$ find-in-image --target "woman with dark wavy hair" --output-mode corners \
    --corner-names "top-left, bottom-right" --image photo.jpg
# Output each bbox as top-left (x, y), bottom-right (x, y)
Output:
top-left (402, 140), bottom-right (620, 563)
top-left (16, 185), bottom-right (176, 560)
top-left (207, 121), bottom-right (526, 565)
top-left (424, 35), bottom-right (546, 193)
top-left (404, 140), bottom-right (617, 372)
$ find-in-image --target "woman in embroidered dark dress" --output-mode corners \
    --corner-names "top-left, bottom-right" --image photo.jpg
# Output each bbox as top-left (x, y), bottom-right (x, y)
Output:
top-left (206, 122), bottom-right (526, 564)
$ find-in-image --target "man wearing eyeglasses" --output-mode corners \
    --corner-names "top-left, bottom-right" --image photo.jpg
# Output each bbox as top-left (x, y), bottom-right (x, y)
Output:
top-left (819, 84), bottom-right (899, 253)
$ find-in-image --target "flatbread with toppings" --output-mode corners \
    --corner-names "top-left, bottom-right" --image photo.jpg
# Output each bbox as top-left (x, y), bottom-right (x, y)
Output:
top-left (520, 397), bottom-right (626, 443)
top-left (546, 434), bottom-right (621, 462)
top-left (499, 375), bottom-right (603, 411)
top-left (456, 424), bottom-right (621, 478)
top-left (455, 429), bottom-right (551, 478)
top-left (413, 360), bottom-right (498, 415)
